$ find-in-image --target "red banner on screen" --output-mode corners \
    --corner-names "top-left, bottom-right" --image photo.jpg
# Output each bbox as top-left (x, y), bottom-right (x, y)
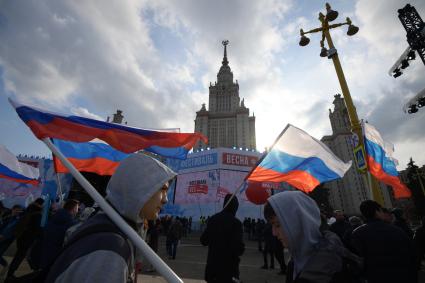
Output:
top-left (222, 153), bottom-right (258, 167)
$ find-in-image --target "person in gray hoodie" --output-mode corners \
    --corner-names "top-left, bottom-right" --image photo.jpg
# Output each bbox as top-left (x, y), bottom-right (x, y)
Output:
top-left (264, 191), bottom-right (363, 283)
top-left (45, 153), bottom-right (176, 283)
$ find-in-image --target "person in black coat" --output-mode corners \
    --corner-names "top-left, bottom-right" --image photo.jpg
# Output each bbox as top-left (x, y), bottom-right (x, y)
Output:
top-left (342, 216), bottom-right (363, 251)
top-left (201, 194), bottom-right (245, 283)
top-left (351, 200), bottom-right (417, 283)
top-left (261, 223), bottom-right (274, 269)
top-left (329, 210), bottom-right (350, 241)
top-left (392, 208), bottom-right (413, 239)
top-left (413, 217), bottom-right (425, 271)
top-left (38, 199), bottom-right (79, 269)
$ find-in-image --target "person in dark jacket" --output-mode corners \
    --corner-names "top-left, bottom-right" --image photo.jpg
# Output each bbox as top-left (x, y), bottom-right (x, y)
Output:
top-left (167, 217), bottom-right (183, 259)
top-left (413, 217), bottom-right (425, 271)
top-left (6, 199), bottom-right (43, 279)
top-left (342, 216), bottom-right (363, 251)
top-left (38, 199), bottom-right (79, 269)
top-left (201, 194), bottom-right (245, 283)
top-left (264, 191), bottom-right (362, 283)
top-left (0, 205), bottom-right (23, 267)
top-left (351, 200), bottom-right (416, 283)
top-left (329, 210), bottom-right (350, 241)
top-left (261, 223), bottom-right (274, 269)
top-left (391, 208), bottom-right (413, 239)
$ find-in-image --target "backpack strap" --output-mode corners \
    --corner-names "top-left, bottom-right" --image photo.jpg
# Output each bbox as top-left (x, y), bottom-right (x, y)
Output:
top-left (45, 213), bottom-right (135, 283)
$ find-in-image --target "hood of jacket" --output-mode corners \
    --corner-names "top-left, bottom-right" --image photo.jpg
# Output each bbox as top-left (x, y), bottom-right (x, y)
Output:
top-left (268, 191), bottom-right (322, 278)
top-left (222, 194), bottom-right (239, 216)
top-left (106, 153), bottom-right (176, 223)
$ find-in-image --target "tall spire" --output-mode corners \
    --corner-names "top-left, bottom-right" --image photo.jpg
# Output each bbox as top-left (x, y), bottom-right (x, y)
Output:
top-left (217, 40), bottom-right (233, 84)
top-left (222, 40), bottom-right (229, 66)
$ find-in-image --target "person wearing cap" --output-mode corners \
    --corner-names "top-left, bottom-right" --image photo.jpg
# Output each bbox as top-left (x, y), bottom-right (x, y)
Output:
top-left (45, 153), bottom-right (176, 283)
top-left (263, 191), bottom-right (362, 283)
top-left (201, 194), bottom-right (245, 283)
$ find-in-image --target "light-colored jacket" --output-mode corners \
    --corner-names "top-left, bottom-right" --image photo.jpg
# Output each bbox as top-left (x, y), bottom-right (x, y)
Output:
top-left (46, 153), bottom-right (176, 283)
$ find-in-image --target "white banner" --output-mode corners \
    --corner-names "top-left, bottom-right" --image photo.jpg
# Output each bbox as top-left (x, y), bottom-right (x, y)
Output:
top-left (175, 170), bottom-right (220, 204)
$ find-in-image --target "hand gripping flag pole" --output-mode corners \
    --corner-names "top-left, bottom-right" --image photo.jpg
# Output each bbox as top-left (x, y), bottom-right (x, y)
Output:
top-left (42, 138), bottom-right (183, 283)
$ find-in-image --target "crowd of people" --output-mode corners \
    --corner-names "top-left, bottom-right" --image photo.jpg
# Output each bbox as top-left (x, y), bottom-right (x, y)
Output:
top-left (0, 152), bottom-right (424, 283)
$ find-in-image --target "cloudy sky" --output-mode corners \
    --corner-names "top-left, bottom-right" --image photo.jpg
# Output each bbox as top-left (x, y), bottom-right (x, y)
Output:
top-left (0, 0), bottom-right (424, 170)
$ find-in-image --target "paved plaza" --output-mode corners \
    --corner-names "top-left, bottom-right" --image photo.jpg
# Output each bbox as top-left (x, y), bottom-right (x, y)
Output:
top-left (2, 231), bottom-right (425, 283)
top-left (1, 231), bottom-right (287, 283)
top-left (138, 233), bottom-right (288, 283)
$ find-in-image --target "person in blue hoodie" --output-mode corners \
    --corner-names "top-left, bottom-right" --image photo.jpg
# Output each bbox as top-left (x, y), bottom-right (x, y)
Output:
top-left (264, 191), bottom-right (362, 283)
top-left (38, 199), bottom-right (80, 269)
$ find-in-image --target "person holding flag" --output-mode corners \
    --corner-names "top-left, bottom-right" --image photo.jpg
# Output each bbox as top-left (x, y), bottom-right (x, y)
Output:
top-left (201, 194), bottom-right (245, 283)
top-left (8, 98), bottom-right (205, 282)
top-left (45, 153), bottom-right (176, 283)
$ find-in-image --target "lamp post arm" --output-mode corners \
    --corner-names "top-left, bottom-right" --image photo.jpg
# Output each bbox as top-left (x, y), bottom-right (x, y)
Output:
top-left (302, 27), bottom-right (324, 35)
top-left (328, 22), bottom-right (348, 30)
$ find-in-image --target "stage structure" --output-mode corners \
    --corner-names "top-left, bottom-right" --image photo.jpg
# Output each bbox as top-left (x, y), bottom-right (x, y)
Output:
top-left (163, 148), bottom-right (290, 220)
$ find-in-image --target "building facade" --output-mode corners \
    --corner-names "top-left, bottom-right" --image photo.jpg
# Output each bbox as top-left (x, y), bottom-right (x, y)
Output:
top-left (194, 41), bottom-right (256, 150)
top-left (321, 94), bottom-right (393, 214)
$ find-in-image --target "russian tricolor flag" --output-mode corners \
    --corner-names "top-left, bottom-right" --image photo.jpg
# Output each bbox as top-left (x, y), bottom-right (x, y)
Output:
top-left (363, 122), bottom-right (411, 198)
top-left (248, 125), bottom-right (351, 193)
top-left (9, 98), bottom-right (207, 160)
top-left (0, 145), bottom-right (39, 185)
top-left (52, 139), bottom-right (129, 176)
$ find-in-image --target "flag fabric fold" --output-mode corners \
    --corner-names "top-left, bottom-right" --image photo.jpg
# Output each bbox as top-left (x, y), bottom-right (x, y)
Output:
top-left (363, 122), bottom-right (411, 198)
top-left (52, 139), bottom-right (129, 176)
top-left (9, 98), bottom-right (207, 159)
top-left (248, 124), bottom-right (351, 193)
top-left (0, 145), bottom-right (39, 185)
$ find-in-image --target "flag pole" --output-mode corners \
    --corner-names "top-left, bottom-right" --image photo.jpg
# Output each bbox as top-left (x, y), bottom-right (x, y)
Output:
top-left (224, 124), bottom-right (291, 209)
top-left (55, 173), bottom-right (64, 206)
top-left (52, 141), bottom-right (64, 206)
top-left (366, 172), bottom-right (374, 200)
top-left (42, 138), bottom-right (183, 283)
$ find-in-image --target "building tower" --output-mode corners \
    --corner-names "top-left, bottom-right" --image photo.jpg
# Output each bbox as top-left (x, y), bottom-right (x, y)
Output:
top-left (194, 40), bottom-right (256, 150)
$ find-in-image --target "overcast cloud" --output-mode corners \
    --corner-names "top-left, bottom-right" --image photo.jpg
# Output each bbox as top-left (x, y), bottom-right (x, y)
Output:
top-left (0, 0), bottom-right (424, 169)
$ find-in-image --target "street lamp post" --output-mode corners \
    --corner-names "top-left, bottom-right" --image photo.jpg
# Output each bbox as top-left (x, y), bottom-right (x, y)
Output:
top-left (299, 3), bottom-right (384, 204)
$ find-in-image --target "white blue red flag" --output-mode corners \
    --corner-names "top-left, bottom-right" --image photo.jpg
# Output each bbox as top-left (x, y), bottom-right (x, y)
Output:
top-left (9, 98), bottom-right (207, 159)
top-left (0, 145), bottom-right (39, 185)
top-left (363, 122), bottom-right (411, 198)
top-left (248, 125), bottom-right (351, 193)
top-left (52, 139), bottom-right (129, 176)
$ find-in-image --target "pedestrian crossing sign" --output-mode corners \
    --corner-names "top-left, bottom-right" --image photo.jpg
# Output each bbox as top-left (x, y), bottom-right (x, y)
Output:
top-left (354, 146), bottom-right (367, 171)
